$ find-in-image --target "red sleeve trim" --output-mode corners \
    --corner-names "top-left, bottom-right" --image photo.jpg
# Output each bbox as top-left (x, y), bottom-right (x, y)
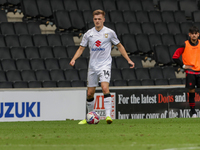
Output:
top-left (172, 47), bottom-right (184, 59)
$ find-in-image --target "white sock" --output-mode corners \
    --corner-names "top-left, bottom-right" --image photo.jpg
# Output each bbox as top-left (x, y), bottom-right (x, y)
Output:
top-left (86, 99), bottom-right (95, 112)
top-left (104, 95), bottom-right (111, 117)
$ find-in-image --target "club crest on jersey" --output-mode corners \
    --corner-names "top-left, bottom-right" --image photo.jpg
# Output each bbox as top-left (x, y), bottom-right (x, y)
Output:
top-left (104, 33), bottom-right (108, 38)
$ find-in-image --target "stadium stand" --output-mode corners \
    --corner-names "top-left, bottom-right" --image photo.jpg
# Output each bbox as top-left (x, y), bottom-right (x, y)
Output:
top-left (149, 11), bottom-right (162, 23)
top-left (13, 81), bottom-right (28, 88)
top-left (141, 0), bottom-right (154, 11)
top-left (77, 0), bottom-right (91, 11)
top-left (33, 34), bottom-right (48, 46)
top-left (135, 68), bottom-right (151, 80)
top-left (14, 22), bottom-right (29, 34)
top-left (6, 70), bottom-right (22, 82)
top-left (64, 69), bottom-right (80, 81)
top-left (36, 0), bottom-right (53, 21)
top-left (63, 0), bottom-right (78, 11)
top-left (128, 22), bottom-right (143, 34)
top-left (44, 58), bottom-right (60, 70)
top-left (149, 67), bottom-right (164, 79)
top-left (28, 81), bottom-right (42, 88)
top-left (57, 80), bottom-right (71, 87)
top-left (1, 22), bottom-right (15, 35)
top-left (82, 10), bottom-right (93, 24)
top-left (26, 22), bottom-right (41, 34)
top-left (141, 79), bottom-right (155, 86)
top-left (154, 45), bottom-right (172, 66)
top-left (50, 0), bottom-right (65, 12)
top-left (116, 0), bottom-right (130, 11)
top-left (167, 22), bottom-right (181, 35)
top-left (141, 22), bottom-right (156, 34)
top-left (25, 47), bottom-right (40, 59)
top-left (123, 11), bottom-right (137, 23)
top-left (121, 68), bottom-right (137, 81)
top-left (154, 78), bottom-right (169, 85)
top-left (38, 46), bottom-right (54, 59)
top-left (47, 34), bottom-right (62, 46)
top-left (109, 10), bottom-right (124, 23)
top-left (16, 58), bottom-right (31, 70)
top-left (168, 78), bottom-right (183, 85)
top-left (35, 69), bottom-right (51, 81)
top-left (158, 0), bottom-right (179, 11)
top-left (79, 69), bottom-right (87, 81)
top-left (74, 57), bottom-right (88, 70)
top-left (0, 47), bottom-right (12, 60)
top-left (129, 0), bottom-right (143, 11)
top-left (179, 0), bottom-right (198, 18)
top-left (127, 79), bottom-right (141, 86)
top-left (111, 68), bottom-right (123, 81)
top-left (0, 71), bottom-right (8, 82)
top-left (0, 0), bottom-right (198, 88)
top-left (42, 81), bottom-right (57, 88)
top-left (21, 70), bottom-right (37, 82)
top-left (113, 79), bottom-right (128, 86)
top-left (130, 55), bottom-right (143, 68)
top-left (19, 34), bottom-right (34, 47)
top-left (59, 58), bottom-right (74, 70)
top-left (135, 34), bottom-right (152, 54)
top-left (174, 34), bottom-right (187, 45)
top-left (115, 56), bottom-right (130, 69)
top-left (1, 59), bottom-right (17, 71)
top-left (71, 80), bottom-right (86, 87)
top-left (180, 22), bottom-right (194, 34)
top-left (161, 11), bottom-right (175, 23)
top-left (121, 34), bottom-right (139, 54)
top-left (52, 46), bottom-right (68, 58)
top-left (148, 34), bottom-right (163, 49)
top-left (115, 22), bottom-right (129, 36)
top-left (155, 22), bottom-right (169, 34)
top-left (135, 11), bottom-right (150, 23)
top-left (161, 34), bottom-right (176, 46)
top-left (30, 58), bottom-right (46, 70)
top-left (174, 11), bottom-right (187, 23)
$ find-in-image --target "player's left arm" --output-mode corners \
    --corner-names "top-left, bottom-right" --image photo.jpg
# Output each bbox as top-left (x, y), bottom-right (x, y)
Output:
top-left (116, 43), bottom-right (135, 68)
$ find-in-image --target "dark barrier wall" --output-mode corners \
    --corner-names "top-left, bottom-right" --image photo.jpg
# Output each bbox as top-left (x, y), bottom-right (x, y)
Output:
top-left (95, 87), bottom-right (200, 119)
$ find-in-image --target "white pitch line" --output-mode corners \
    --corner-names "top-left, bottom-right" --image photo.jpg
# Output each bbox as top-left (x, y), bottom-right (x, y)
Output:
top-left (162, 147), bottom-right (200, 150)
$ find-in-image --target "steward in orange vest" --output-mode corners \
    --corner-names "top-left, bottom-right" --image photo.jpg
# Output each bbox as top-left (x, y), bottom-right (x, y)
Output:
top-left (173, 26), bottom-right (200, 118)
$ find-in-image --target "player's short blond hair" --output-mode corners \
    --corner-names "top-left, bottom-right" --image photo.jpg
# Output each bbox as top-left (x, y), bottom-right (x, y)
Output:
top-left (93, 9), bottom-right (105, 17)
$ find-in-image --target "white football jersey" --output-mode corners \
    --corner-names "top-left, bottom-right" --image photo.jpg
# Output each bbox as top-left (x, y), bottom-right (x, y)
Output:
top-left (80, 26), bottom-right (120, 70)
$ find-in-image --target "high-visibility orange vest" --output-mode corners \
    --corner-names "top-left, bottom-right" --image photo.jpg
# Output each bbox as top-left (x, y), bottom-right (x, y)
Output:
top-left (182, 40), bottom-right (200, 71)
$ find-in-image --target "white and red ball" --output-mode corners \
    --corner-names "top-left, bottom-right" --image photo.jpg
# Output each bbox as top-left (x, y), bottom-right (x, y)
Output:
top-left (86, 111), bottom-right (100, 124)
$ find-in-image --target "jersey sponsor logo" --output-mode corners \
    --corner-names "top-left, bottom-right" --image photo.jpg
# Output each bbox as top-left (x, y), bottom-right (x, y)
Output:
top-left (92, 40), bottom-right (105, 51)
top-left (94, 93), bottom-right (116, 119)
top-left (92, 48), bottom-right (105, 51)
top-left (95, 40), bottom-right (101, 47)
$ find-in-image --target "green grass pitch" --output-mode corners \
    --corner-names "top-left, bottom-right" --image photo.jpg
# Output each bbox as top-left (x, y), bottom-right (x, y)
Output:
top-left (0, 118), bottom-right (200, 150)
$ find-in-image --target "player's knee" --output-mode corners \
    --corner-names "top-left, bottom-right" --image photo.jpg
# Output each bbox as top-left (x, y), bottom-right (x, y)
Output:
top-left (101, 86), bottom-right (109, 94)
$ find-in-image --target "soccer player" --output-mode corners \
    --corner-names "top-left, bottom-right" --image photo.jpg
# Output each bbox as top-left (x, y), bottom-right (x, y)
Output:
top-left (69, 10), bottom-right (135, 124)
top-left (173, 26), bottom-right (200, 118)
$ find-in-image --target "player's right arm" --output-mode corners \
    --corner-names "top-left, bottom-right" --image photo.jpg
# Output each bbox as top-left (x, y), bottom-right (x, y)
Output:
top-left (69, 30), bottom-right (89, 67)
top-left (69, 46), bottom-right (85, 66)
top-left (172, 45), bottom-right (193, 69)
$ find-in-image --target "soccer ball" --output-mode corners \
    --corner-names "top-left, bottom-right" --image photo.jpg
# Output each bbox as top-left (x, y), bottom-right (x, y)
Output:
top-left (86, 111), bottom-right (100, 124)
